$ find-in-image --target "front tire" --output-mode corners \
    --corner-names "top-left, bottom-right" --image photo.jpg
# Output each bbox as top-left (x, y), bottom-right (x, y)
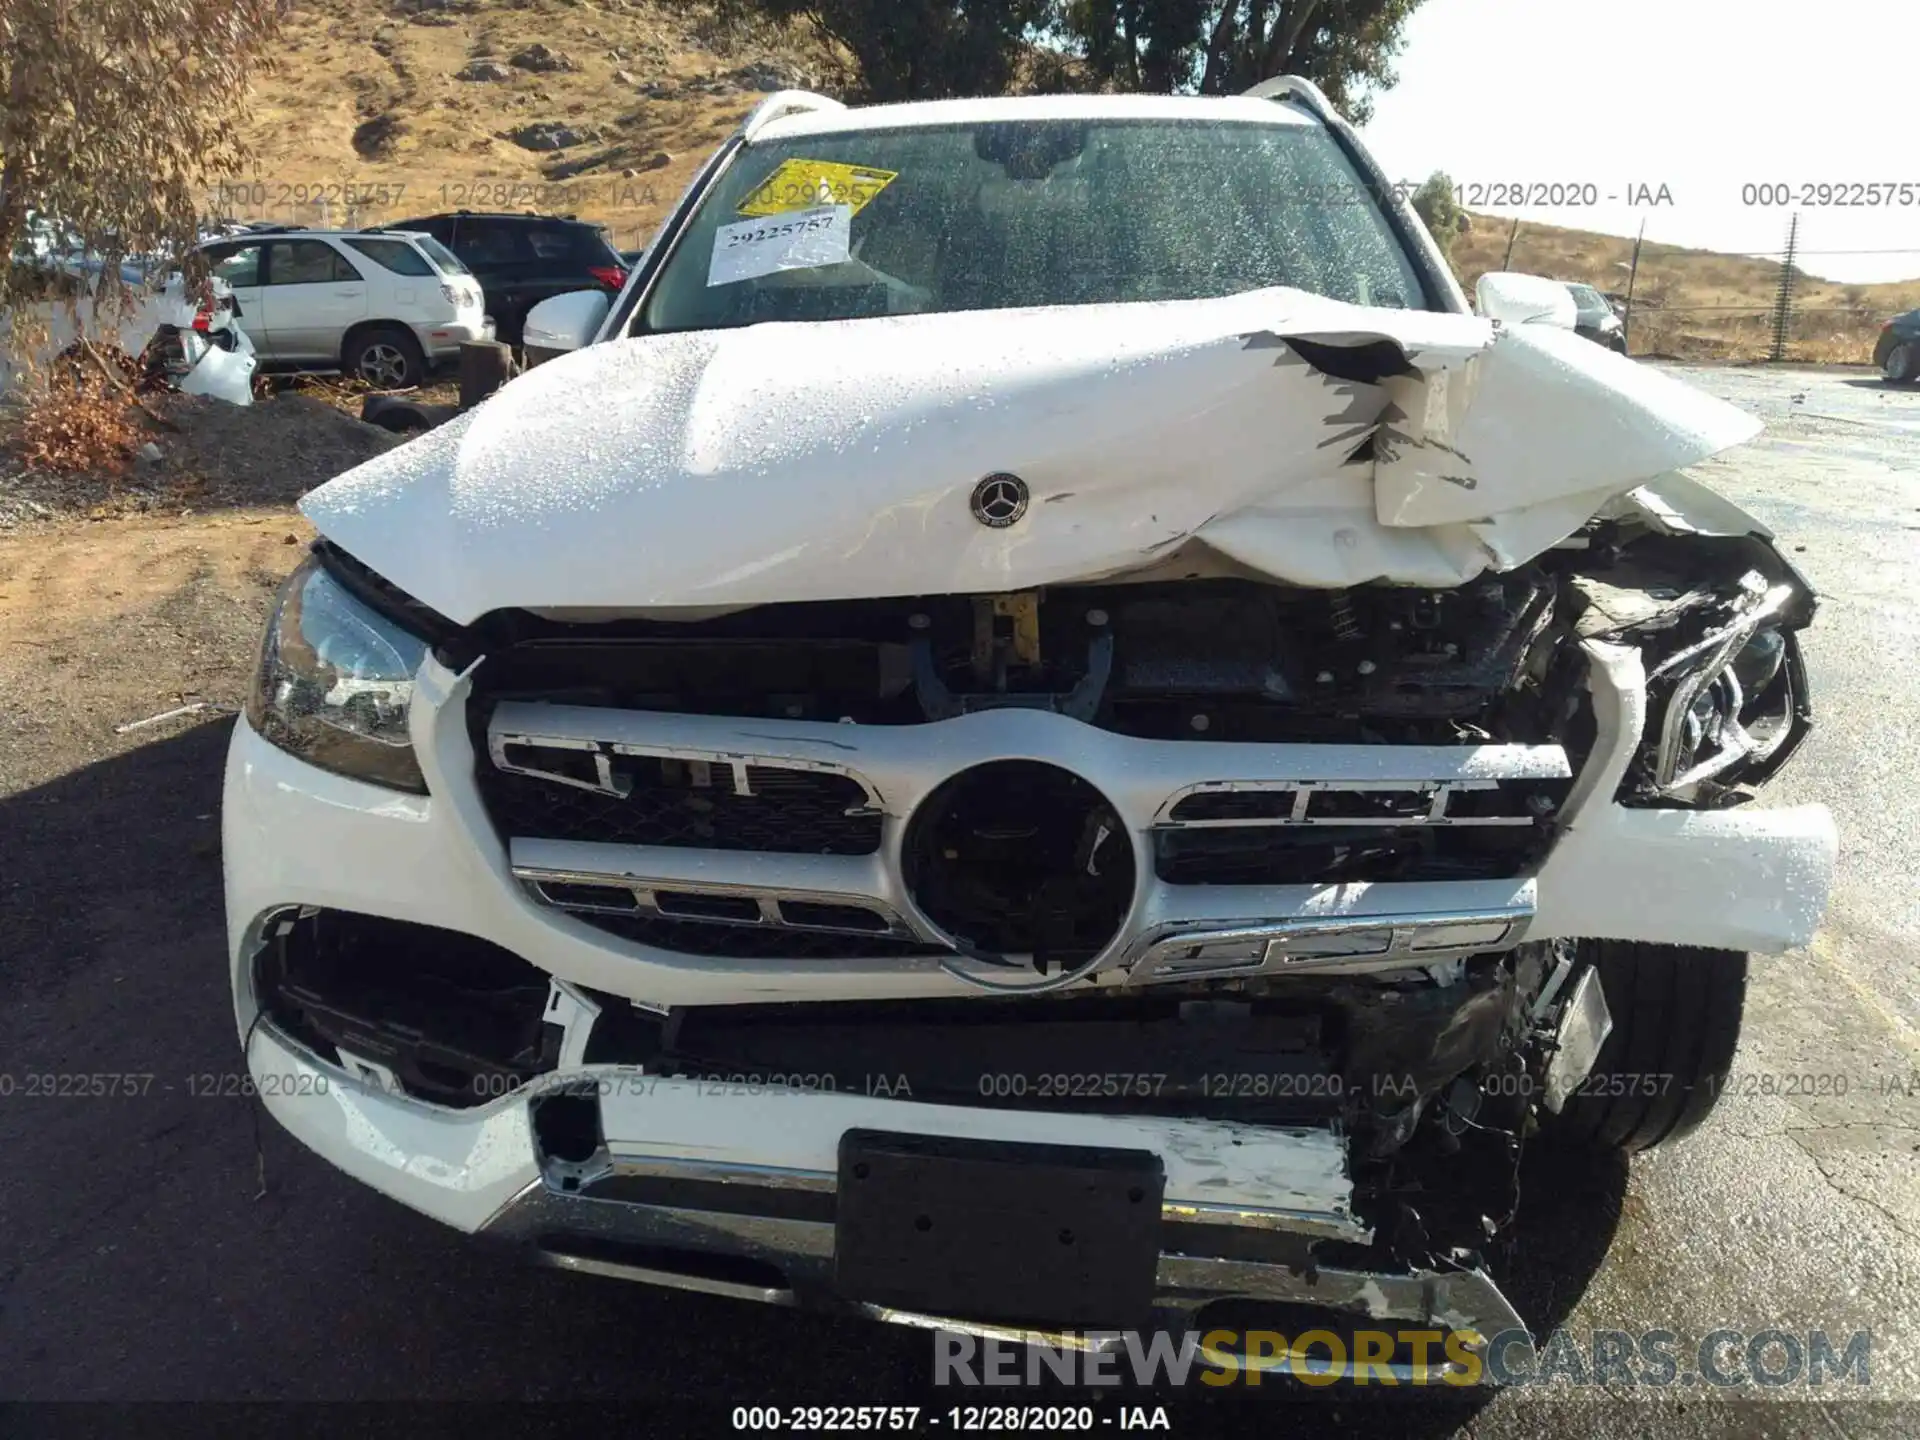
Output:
top-left (344, 325), bottom-right (426, 390)
top-left (1884, 340), bottom-right (1918, 384)
top-left (1552, 941), bottom-right (1747, 1152)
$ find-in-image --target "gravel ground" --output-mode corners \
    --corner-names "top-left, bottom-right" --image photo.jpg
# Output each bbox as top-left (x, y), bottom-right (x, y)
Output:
top-left (0, 365), bottom-right (1916, 1434)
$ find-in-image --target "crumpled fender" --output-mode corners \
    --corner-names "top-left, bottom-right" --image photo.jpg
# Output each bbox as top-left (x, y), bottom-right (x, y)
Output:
top-left (300, 287), bottom-right (1763, 622)
top-left (178, 325), bottom-right (256, 406)
top-left (1370, 322), bottom-right (1758, 527)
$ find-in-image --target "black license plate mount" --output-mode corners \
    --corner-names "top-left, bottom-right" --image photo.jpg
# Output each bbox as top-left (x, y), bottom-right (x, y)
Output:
top-left (833, 1129), bottom-right (1165, 1329)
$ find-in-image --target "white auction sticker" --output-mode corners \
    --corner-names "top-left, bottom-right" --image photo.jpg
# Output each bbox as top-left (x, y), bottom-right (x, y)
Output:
top-left (708, 204), bottom-right (851, 287)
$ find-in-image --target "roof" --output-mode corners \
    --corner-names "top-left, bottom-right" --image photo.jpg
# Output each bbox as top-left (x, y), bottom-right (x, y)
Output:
top-left (751, 92), bottom-right (1319, 144)
top-left (389, 210), bottom-right (590, 223)
top-left (198, 228), bottom-right (433, 246)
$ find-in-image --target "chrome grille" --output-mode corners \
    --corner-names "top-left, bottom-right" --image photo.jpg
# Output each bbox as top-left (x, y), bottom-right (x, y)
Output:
top-left (483, 701), bottom-right (1570, 977)
top-left (1153, 777), bottom-right (1568, 886)
top-left (481, 729), bottom-right (882, 855)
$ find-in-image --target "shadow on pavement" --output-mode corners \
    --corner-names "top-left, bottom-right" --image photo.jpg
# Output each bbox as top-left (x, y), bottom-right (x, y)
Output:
top-left (0, 721), bottom-right (1622, 1426)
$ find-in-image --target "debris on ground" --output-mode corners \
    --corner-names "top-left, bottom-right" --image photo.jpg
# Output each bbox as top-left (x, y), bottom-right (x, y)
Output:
top-left (114, 700), bottom-right (210, 734)
top-left (142, 391), bottom-right (406, 505)
top-left (0, 390), bottom-right (404, 529)
top-left (7, 372), bottom-right (144, 479)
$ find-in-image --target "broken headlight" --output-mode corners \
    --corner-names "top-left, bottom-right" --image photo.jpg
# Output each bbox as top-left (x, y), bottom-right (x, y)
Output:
top-left (246, 555), bottom-right (429, 793)
top-left (1642, 574), bottom-right (1811, 799)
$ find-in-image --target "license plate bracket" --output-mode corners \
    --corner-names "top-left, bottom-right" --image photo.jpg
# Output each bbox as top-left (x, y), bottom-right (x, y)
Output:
top-left (833, 1129), bottom-right (1165, 1328)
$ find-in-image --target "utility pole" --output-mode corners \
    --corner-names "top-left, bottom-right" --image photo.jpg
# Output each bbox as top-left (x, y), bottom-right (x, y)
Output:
top-left (1502, 215), bottom-right (1520, 270)
top-left (1623, 217), bottom-right (1646, 354)
top-left (1769, 213), bottom-right (1799, 362)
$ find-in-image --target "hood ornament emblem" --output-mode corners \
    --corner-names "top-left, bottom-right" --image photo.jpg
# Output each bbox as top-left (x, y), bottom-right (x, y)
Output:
top-left (970, 473), bottom-right (1029, 529)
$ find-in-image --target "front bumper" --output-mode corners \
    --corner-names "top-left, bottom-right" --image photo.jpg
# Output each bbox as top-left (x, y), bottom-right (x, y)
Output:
top-left (416, 314), bottom-right (494, 359)
top-left (244, 1016), bottom-right (1529, 1362)
top-left (225, 634), bottom-right (1833, 1354)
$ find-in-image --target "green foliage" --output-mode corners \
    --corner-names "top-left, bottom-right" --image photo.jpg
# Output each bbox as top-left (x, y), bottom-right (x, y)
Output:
top-left (1058, 0), bottom-right (1427, 120)
top-left (717, 0), bottom-right (1052, 103)
top-left (0, 0), bottom-right (281, 312)
top-left (717, 0), bottom-right (1425, 115)
top-left (1410, 170), bottom-right (1464, 253)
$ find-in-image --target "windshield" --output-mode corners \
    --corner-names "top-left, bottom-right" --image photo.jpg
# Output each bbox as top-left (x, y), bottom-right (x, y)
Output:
top-left (641, 118), bottom-right (1430, 332)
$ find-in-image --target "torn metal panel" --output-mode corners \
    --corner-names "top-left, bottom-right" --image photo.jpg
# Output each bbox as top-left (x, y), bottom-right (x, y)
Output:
top-left (1371, 322), bottom-right (1760, 529)
top-left (300, 287), bottom-right (1763, 623)
top-left (591, 1078), bottom-right (1365, 1238)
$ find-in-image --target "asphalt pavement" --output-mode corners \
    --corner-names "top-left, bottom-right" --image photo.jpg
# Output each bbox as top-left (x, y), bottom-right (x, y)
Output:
top-left (1, 363), bottom-right (1917, 1436)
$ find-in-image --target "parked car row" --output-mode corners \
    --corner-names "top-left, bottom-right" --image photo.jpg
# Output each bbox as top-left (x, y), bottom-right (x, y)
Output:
top-left (387, 211), bottom-right (630, 348)
top-left (197, 211), bottom-right (629, 386)
top-left (16, 209), bottom-right (632, 390)
top-left (198, 227), bottom-right (490, 388)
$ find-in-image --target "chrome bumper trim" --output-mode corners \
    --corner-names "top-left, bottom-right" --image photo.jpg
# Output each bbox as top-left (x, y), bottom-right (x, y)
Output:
top-left (1123, 897), bottom-right (1536, 984)
top-left (485, 1178), bottom-right (1530, 1368)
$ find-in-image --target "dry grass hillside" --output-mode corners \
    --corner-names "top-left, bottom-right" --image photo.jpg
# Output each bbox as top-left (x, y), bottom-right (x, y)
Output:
top-left (1452, 214), bottom-right (1920, 364)
top-left (226, 5), bottom-right (1917, 362)
top-left (223, 0), bottom-right (836, 251)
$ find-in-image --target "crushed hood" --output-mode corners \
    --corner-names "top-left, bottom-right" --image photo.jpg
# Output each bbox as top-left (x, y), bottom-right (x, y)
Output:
top-left (302, 287), bottom-right (1761, 624)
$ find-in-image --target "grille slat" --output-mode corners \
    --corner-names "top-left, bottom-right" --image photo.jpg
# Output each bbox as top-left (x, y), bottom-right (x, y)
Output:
top-left (1156, 778), bottom-right (1568, 885)
top-left (477, 749), bottom-right (881, 856)
top-left (576, 911), bottom-right (953, 960)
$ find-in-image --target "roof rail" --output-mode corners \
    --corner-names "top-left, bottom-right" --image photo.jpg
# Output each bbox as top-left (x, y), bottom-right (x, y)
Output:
top-left (740, 88), bottom-right (845, 142)
top-left (1240, 74), bottom-right (1340, 123)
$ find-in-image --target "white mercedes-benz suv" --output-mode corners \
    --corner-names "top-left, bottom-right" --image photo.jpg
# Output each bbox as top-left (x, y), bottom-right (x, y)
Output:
top-left (225, 79), bottom-right (1835, 1378)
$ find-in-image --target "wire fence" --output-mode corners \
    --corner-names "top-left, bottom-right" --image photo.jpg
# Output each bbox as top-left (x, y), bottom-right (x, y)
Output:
top-left (1458, 212), bottom-right (1920, 365)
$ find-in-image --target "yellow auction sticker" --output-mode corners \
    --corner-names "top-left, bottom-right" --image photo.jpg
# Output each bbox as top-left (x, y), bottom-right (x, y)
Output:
top-left (737, 158), bottom-right (898, 217)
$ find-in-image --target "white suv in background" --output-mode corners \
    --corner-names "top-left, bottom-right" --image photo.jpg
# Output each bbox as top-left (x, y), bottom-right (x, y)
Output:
top-left (197, 227), bottom-right (490, 387)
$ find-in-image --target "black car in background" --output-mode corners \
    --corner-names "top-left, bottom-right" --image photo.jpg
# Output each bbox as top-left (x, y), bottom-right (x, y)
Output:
top-left (387, 211), bottom-right (628, 347)
top-left (1874, 310), bottom-right (1920, 383)
top-left (1565, 282), bottom-right (1627, 353)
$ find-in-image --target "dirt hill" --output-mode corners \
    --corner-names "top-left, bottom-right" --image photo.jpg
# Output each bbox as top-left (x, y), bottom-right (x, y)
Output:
top-left (228, 5), bottom-right (1918, 362)
top-left (224, 0), bottom-right (833, 252)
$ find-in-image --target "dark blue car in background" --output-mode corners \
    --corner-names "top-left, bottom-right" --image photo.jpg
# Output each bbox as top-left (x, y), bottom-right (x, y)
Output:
top-left (1874, 310), bottom-right (1920, 383)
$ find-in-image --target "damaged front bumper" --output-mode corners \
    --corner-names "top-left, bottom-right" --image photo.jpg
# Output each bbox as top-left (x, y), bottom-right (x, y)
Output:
top-left (224, 567), bottom-right (1834, 1365)
top-left (244, 1017), bottom-right (1529, 1371)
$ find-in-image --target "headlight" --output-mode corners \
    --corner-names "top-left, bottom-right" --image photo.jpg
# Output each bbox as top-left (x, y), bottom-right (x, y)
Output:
top-left (1641, 575), bottom-right (1811, 799)
top-left (246, 555), bottom-right (429, 793)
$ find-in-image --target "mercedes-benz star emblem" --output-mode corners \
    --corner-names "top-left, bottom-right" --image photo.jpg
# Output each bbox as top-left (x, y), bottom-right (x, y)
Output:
top-left (970, 473), bottom-right (1030, 529)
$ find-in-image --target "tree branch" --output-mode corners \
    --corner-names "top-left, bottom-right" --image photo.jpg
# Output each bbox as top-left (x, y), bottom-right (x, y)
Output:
top-left (1266, 0), bottom-right (1323, 77)
top-left (79, 336), bottom-right (181, 432)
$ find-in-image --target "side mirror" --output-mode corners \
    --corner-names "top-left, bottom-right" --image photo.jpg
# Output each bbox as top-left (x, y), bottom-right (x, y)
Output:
top-left (1475, 272), bottom-right (1578, 330)
top-left (523, 288), bottom-right (611, 359)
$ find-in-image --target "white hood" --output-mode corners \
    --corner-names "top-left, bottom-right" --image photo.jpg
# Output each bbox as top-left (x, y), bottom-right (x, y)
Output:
top-left (302, 287), bottom-right (1761, 624)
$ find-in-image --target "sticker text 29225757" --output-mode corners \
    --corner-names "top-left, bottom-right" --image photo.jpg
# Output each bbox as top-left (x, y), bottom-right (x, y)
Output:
top-left (708, 204), bottom-right (852, 287)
